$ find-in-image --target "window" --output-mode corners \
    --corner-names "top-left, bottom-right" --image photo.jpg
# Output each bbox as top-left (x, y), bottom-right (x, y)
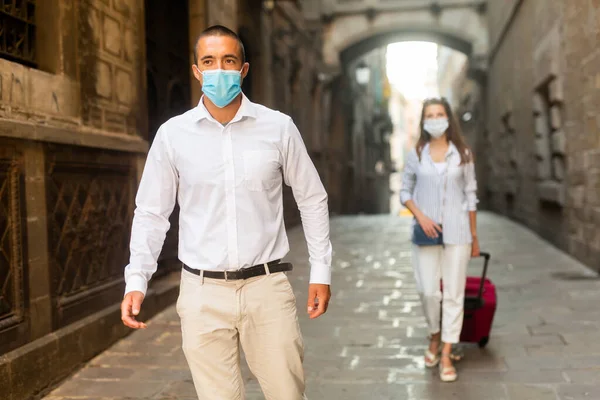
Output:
top-left (0, 0), bottom-right (36, 66)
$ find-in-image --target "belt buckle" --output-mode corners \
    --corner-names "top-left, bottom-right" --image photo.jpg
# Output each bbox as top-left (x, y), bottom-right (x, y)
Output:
top-left (224, 271), bottom-right (228, 281)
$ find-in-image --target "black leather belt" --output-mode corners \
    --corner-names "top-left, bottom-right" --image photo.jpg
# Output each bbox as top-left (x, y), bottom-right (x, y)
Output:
top-left (182, 260), bottom-right (292, 280)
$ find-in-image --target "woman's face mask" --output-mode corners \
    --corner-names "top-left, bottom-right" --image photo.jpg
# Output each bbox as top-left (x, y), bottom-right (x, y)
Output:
top-left (423, 118), bottom-right (449, 138)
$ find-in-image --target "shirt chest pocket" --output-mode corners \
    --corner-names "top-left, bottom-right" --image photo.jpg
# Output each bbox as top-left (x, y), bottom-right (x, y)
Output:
top-left (243, 150), bottom-right (281, 191)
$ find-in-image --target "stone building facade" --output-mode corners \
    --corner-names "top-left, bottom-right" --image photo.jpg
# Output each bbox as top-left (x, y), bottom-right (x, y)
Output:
top-left (0, 1), bottom-right (336, 398)
top-left (345, 49), bottom-right (394, 214)
top-left (485, 0), bottom-right (600, 271)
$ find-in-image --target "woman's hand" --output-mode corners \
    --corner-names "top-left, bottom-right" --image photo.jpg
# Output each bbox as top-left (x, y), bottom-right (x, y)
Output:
top-left (471, 236), bottom-right (480, 257)
top-left (417, 215), bottom-right (442, 238)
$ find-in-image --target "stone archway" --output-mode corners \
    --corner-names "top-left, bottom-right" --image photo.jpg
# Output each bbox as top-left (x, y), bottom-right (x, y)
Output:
top-left (321, 2), bottom-right (488, 70)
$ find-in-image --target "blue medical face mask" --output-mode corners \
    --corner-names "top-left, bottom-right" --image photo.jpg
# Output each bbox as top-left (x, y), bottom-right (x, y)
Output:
top-left (201, 67), bottom-right (243, 108)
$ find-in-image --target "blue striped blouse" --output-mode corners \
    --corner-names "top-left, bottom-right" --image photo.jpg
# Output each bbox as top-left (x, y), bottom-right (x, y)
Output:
top-left (400, 142), bottom-right (478, 245)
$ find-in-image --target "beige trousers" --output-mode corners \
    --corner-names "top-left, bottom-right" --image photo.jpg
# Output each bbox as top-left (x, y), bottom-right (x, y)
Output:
top-left (176, 269), bottom-right (306, 400)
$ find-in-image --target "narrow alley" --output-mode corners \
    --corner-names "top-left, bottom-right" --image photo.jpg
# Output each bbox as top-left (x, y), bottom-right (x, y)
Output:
top-left (3, 1), bottom-right (600, 399)
top-left (44, 213), bottom-right (600, 400)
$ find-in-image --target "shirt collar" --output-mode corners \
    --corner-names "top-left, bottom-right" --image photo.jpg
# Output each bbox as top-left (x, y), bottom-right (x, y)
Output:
top-left (193, 93), bottom-right (257, 122)
top-left (423, 141), bottom-right (459, 158)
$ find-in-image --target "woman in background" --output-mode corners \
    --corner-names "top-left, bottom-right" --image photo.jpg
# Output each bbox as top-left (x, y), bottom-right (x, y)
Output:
top-left (400, 97), bottom-right (479, 382)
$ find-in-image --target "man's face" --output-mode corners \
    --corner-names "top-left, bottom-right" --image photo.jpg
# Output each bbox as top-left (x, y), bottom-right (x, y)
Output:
top-left (192, 35), bottom-right (249, 84)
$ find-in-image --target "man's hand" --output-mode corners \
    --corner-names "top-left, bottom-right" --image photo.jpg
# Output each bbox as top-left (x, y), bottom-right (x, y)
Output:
top-left (121, 291), bottom-right (147, 329)
top-left (307, 284), bottom-right (331, 319)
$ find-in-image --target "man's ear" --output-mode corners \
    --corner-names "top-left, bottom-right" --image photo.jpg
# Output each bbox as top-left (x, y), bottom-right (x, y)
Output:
top-left (241, 62), bottom-right (250, 79)
top-left (192, 64), bottom-right (202, 83)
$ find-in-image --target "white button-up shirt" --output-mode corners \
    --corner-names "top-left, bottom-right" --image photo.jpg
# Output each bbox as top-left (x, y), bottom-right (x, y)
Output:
top-left (124, 95), bottom-right (332, 296)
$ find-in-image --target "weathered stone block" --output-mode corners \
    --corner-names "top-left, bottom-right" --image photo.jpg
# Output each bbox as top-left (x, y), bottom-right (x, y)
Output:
top-left (95, 60), bottom-right (112, 98)
top-left (0, 357), bottom-right (9, 399)
top-left (552, 156), bottom-right (565, 181)
top-left (568, 237), bottom-right (582, 256)
top-left (105, 110), bottom-right (127, 132)
top-left (124, 27), bottom-right (135, 62)
top-left (0, 60), bottom-right (28, 107)
top-left (584, 149), bottom-right (600, 169)
top-left (551, 129), bottom-right (566, 154)
top-left (504, 112), bottom-right (515, 131)
top-left (538, 181), bottom-right (565, 205)
top-left (103, 14), bottom-right (122, 56)
top-left (592, 207), bottom-right (600, 226)
top-left (29, 68), bottom-right (80, 118)
top-left (550, 105), bottom-right (562, 129)
top-left (533, 22), bottom-right (561, 86)
top-left (537, 159), bottom-right (552, 181)
top-left (8, 334), bottom-right (59, 400)
top-left (569, 186), bottom-right (586, 209)
top-left (569, 152), bottom-right (585, 172)
top-left (535, 136), bottom-right (550, 159)
top-left (505, 178), bottom-right (517, 195)
top-left (115, 69), bottom-right (133, 105)
top-left (87, 105), bottom-right (104, 129)
top-left (54, 321), bottom-right (85, 381)
top-left (77, 308), bottom-right (125, 361)
top-left (548, 77), bottom-right (564, 103)
top-left (88, 6), bottom-right (102, 45)
top-left (113, 0), bottom-right (132, 17)
top-left (532, 93), bottom-right (544, 116)
top-left (574, 206), bottom-right (586, 224)
top-left (535, 114), bottom-right (550, 137)
top-left (585, 170), bottom-right (600, 206)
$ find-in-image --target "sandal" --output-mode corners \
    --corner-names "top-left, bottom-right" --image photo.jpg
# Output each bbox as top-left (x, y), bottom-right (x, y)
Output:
top-left (424, 349), bottom-right (440, 368)
top-left (439, 353), bottom-right (457, 382)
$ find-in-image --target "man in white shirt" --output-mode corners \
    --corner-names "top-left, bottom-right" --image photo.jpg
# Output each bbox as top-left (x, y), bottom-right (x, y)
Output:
top-left (120, 25), bottom-right (332, 400)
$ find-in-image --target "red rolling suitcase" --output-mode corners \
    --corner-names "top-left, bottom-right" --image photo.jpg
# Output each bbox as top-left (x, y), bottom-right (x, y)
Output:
top-left (460, 252), bottom-right (496, 347)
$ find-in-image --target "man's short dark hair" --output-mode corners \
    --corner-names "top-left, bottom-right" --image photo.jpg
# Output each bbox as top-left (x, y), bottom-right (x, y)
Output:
top-left (193, 25), bottom-right (246, 65)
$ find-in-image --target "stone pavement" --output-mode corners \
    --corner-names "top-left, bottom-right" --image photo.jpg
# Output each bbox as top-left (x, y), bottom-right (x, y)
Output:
top-left (43, 212), bottom-right (600, 400)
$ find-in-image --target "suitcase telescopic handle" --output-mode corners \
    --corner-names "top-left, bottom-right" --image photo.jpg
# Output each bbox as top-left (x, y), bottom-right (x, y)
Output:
top-left (477, 252), bottom-right (491, 300)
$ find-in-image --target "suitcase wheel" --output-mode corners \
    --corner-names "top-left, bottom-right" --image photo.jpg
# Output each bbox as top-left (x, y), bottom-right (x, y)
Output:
top-left (478, 336), bottom-right (489, 348)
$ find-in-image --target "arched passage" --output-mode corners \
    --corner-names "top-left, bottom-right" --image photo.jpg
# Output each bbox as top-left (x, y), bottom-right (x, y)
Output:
top-left (340, 29), bottom-right (473, 66)
top-left (322, 4), bottom-right (487, 71)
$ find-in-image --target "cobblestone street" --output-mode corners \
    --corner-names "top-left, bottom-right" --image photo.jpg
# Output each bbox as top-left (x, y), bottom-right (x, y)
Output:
top-left (44, 212), bottom-right (600, 400)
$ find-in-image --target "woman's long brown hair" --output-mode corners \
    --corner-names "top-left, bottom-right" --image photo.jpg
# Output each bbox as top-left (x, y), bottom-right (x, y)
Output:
top-left (416, 97), bottom-right (472, 165)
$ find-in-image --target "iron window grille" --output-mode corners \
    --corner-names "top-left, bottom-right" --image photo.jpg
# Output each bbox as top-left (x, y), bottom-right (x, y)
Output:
top-left (0, 0), bottom-right (36, 67)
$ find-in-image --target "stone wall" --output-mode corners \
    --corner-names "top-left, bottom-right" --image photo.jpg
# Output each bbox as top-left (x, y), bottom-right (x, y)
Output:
top-left (207, 0), bottom-right (238, 28)
top-left (0, 0), bottom-right (149, 354)
top-left (0, 1), bottom-right (179, 398)
top-left (485, 0), bottom-right (600, 271)
top-left (562, 1), bottom-right (600, 270)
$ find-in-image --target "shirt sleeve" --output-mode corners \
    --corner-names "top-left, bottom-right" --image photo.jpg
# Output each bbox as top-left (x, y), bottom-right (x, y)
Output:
top-left (282, 117), bottom-right (332, 285)
top-left (124, 125), bottom-right (178, 296)
top-left (464, 160), bottom-right (479, 211)
top-left (400, 149), bottom-right (418, 205)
